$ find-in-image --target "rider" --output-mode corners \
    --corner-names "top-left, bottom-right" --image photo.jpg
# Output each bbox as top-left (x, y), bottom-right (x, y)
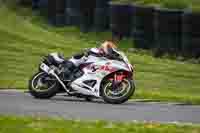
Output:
top-left (61, 39), bottom-right (119, 80)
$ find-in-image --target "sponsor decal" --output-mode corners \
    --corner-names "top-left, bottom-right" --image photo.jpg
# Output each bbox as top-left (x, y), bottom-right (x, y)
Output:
top-left (87, 63), bottom-right (116, 73)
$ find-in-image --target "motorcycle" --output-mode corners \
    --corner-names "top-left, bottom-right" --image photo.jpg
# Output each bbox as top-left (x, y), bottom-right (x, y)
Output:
top-left (29, 48), bottom-right (135, 104)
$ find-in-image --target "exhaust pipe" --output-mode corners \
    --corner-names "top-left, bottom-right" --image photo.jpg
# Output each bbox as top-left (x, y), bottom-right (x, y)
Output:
top-left (48, 69), bottom-right (70, 94)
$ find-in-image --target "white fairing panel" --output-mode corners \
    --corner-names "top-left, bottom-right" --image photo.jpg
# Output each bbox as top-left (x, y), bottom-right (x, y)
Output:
top-left (70, 55), bottom-right (130, 97)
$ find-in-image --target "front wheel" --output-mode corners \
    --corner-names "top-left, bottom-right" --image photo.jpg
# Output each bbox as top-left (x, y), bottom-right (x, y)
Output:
top-left (29, 72), bottom-right (59, 99)
top-left (101, 79), bottom-right (135, 104)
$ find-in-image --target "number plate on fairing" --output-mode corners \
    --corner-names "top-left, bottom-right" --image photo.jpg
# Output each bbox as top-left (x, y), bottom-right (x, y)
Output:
top-left (40, 63), bottom-right (50, 73)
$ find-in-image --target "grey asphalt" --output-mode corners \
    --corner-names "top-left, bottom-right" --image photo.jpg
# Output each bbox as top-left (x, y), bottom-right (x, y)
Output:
top-left (0, 90), bottom-right (200, 124)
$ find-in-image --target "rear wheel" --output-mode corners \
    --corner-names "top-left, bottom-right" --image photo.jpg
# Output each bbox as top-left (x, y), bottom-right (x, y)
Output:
top-left (29, 72), bottom-right (59, 99)
top-left (101, 78), bottom-right (135, 104)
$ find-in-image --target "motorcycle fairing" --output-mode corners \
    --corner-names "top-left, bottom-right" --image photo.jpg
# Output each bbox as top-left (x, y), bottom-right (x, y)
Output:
top-left (70, 55), bottom-right (131, 97)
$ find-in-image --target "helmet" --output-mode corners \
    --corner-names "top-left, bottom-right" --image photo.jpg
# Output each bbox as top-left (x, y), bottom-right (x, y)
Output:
top-left (101, 40), bottom-right (117, 55)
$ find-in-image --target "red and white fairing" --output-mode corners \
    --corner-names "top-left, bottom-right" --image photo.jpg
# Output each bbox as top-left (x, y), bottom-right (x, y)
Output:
top-left (70, 48), bottom-right (133, 97)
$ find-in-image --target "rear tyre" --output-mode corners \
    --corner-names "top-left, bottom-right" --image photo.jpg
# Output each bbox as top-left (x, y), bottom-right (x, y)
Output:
top-left (101, 79), bottom-right (135, 104)
top-left (29, 72), bottom-right (59, 99)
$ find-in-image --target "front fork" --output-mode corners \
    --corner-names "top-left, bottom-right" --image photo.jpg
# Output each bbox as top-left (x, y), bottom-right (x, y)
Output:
top-left (111, 72), bottom-right (126, 90)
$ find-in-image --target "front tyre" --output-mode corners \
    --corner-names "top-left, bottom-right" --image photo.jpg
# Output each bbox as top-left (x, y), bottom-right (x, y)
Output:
top-left (29, 72), bottom-right (59, 99)
top-left (101, 79), bottom-right (135, 104)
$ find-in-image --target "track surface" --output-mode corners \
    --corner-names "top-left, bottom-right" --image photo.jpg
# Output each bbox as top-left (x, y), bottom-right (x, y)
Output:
top-left (0, 90), bottom-right (200, 124)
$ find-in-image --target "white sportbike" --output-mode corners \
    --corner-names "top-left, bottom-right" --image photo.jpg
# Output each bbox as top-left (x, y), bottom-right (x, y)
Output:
top-left (29, 48), bottom-right (135, 104)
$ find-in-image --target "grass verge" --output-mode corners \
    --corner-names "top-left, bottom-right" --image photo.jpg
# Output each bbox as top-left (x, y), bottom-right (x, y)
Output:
top-left (0, 115), bottom-right (200, 133)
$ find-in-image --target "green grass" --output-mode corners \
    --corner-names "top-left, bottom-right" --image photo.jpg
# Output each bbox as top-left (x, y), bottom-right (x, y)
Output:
top-left (0, 115), bottom-right (200, 133)
top-left (1, 3), bottom-right (200, 104)
top-left (113, 0), bottom-right (200, 12)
